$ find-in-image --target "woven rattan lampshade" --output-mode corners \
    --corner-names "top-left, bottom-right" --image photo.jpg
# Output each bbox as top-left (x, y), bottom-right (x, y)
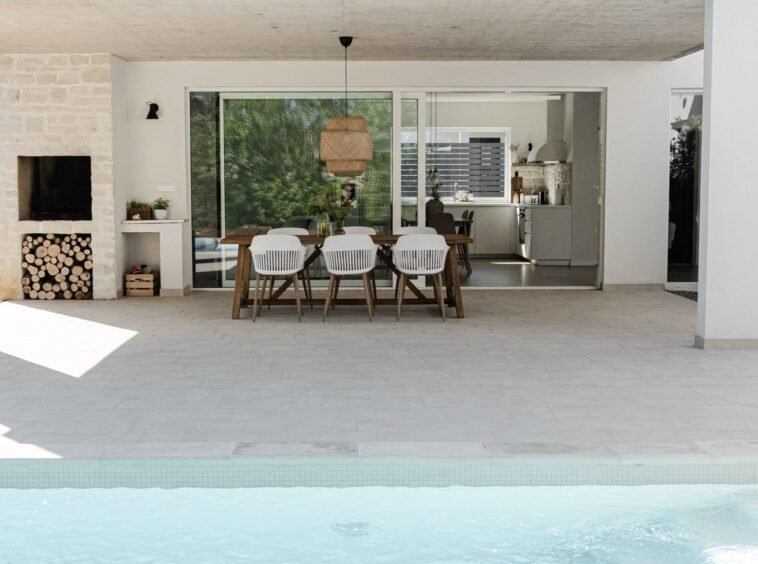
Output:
top-left (319, 36), bottom-right (373, 177)
top-left (320, 116), bottom-right (373, 176)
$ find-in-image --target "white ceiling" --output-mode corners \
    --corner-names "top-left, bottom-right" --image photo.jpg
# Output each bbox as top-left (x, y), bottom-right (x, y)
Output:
top-left (0, 0), bottom-right (704, 62)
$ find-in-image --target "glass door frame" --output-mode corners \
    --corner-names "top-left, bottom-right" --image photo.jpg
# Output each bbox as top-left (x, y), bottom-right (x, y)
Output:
top-left (188, 86), bottom-right (607, 290)
top-left (392, 91), bottom-right (427, 234)
top-left (216, 89), bottom-right (396, 288)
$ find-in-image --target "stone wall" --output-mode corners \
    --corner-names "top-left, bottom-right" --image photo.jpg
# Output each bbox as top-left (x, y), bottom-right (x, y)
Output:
top-left (512, 162), bottom-right (572, 203)
top-left (0, 54), bottom-right (116, 300)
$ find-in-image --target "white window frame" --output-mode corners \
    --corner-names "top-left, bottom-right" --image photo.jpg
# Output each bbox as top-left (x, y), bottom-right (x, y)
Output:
top-left (425, 126), bottom-right (512, 202)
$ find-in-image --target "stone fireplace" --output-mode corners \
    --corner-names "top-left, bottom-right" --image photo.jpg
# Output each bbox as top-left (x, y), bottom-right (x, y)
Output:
top-left (18, 156), bottom-right (93, 221)
top-left (21, 233), bottom-right (93, 300)
top-left (0, 54), bottom-right (118, 300)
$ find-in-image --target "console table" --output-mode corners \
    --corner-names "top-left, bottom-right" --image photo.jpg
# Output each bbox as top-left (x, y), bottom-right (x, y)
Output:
top-left (120, 219), bottom-right (190, 297)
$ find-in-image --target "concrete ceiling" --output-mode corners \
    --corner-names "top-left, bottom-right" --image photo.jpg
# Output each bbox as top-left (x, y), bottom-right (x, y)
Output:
top-left (0, 0), bottom-right (704, 62)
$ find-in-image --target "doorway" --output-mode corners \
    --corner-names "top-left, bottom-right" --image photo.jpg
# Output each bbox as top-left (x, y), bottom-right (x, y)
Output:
top-left (667, 90), bottom-right (702, 289)
top-left (399, 90), bottom-right (604, 288)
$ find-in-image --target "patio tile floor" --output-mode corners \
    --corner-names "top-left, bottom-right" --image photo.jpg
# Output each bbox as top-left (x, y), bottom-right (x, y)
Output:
top-left (2, 288), bottom-right (758, 464)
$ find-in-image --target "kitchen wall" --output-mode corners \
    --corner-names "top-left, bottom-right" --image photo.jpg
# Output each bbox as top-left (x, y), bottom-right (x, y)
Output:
top-left (117, 53), bottom-right (703, 286)
top-left (434, 100), bottom-right (548, 160)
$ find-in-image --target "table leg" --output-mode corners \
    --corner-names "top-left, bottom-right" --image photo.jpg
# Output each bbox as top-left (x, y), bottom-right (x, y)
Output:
top-left (241, 247), bottom-right (252, 304)
top-left (446, 244), bottom-right (465, 318)
top-left (232, 244), bottom-right (249, 319)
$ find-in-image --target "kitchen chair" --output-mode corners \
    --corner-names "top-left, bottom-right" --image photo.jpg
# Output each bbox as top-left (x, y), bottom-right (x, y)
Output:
top-left (427, 212), bottom-right (456, 235)
top-left (393, 234), bottom-right (449, 321)
top-left (250, 234), bottom-right (306, 322)
top-left (321, 234), bottom-right (378, 321)
top-left (343, 226), bottom-right (378, 300)
top-left (266, 227), bottom-right (314, 307)
top-left (457, 211), bottom-right (474, 275)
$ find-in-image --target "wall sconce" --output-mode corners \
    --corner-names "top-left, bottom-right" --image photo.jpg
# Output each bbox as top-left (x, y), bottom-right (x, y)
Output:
top-left (146, 102), bottom-right (159, 120)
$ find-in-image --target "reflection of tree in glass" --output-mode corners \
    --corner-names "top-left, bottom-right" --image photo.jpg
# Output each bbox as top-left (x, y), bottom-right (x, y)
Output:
top-left (220, 97), bottom-right (392, 231)
top-left (189, 92), bottom-right (221, 237)
top-left (670, 115), bottom-right (700, 188)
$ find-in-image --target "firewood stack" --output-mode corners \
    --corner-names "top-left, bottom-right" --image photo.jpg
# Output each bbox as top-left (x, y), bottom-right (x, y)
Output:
top-left (21, 233), bottom-right (93, 300)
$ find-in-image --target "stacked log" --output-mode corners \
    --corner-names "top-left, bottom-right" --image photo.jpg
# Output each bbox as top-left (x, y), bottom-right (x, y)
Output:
top-left (21, 234), bottom-right (93, 300)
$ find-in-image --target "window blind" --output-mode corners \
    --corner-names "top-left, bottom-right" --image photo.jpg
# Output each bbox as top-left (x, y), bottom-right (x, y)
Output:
top-left (401, 142), bottom-right (505, 198)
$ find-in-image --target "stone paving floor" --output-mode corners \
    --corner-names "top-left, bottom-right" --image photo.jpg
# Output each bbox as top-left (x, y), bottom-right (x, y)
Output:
top-left (1, 288), bottom-right (758, 463)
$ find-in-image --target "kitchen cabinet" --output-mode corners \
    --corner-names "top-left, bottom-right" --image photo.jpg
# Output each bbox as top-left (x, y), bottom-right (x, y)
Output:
top-left (519, 206), bottom-right (572, 265)
top-left (447, 204), bottom-right (518, 256)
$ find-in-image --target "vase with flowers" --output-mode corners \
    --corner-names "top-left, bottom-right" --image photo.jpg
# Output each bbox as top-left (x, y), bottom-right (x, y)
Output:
top-left (317, 183), bottom-right (356, 235)
top-left (509, 142), bottom-right (520, 164)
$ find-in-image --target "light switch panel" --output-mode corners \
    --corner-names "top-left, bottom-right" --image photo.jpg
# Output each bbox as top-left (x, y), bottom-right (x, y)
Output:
top-left (157, 184), bottom-right (176, 192)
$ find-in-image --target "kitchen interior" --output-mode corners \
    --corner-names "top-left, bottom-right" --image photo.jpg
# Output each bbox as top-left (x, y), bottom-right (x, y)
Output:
top-left (423, 91), bottom-right (602, 288)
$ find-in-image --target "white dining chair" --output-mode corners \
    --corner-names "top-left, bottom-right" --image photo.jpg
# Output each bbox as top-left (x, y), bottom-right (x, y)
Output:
top-left (343, 226), bottom-right (376, 235)
top-left (392, 227), bottom-right (438, 300)
top-left (396, 226), bottom-right (437, 235)
top-left (250, 234), bottom-right (306, 322)
top-left (266, 227), bottom-right (313, 307)
top-left (343, 226), bottom-right (378, 300)
top-left (321, 234), bottom-right (378, 321)
top-left (393, 234), bottom-right (449, 321)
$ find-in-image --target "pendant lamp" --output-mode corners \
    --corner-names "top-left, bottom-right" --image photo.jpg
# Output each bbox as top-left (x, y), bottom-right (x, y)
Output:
top-left (320, 36), bottom-right (373, 176)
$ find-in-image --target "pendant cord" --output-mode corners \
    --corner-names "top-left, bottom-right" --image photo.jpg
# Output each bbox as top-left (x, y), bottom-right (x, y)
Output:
top-left (344, 45), bottom-right (348, 116)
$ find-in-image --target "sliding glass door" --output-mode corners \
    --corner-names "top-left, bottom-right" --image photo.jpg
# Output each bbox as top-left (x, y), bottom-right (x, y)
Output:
top-left (190, 91), bottom-right (393, 288)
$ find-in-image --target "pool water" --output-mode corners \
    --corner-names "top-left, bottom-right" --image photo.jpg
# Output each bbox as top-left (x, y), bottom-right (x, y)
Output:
top-left (2, 485), bottom-right (758, 563)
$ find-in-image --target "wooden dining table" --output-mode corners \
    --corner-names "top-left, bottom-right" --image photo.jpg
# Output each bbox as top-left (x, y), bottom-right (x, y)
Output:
top-left (220, 230), bottom-right (474, 319)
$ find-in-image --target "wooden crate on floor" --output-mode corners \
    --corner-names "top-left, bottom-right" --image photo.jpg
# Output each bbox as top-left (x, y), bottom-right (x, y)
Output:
top-left (125, 272), bottom-right (159, 297)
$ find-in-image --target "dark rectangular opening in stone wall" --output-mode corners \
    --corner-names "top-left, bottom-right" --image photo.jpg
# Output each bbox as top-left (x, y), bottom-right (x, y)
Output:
top-left (18, 156), bottom-right (92, 221)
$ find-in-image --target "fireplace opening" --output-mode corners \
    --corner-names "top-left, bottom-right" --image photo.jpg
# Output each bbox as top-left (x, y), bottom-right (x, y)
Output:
top-left (18, 156), bottom-right (92, 221)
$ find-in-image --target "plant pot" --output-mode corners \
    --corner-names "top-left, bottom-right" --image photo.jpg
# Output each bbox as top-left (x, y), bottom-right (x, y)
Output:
top-left (153, 209), bottom-right (168, 220)
top-left (127, 206), bottom-right (152, 220)
top-left (332, 219), bottom-right (345, 235)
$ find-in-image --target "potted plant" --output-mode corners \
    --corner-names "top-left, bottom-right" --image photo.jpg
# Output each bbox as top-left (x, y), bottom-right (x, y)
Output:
top-left (127, 200), bottom-right (152, 220)
top-left (152, 197), bottom-right (170, 220)
top-left (316, 184), bottom-right (355, 235)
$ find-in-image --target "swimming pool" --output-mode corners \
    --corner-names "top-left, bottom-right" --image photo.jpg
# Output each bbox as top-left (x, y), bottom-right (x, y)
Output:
top-left (2, 485), bottom-right (758, 563)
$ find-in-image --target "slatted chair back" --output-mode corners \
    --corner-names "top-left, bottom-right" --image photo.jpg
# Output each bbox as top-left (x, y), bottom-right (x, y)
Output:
top-left (251, 234), bottom-right (306, 276)
top-left (321, 234), bottom-right (378, 276)
top-left (393, 234), bottom-right (449, 276)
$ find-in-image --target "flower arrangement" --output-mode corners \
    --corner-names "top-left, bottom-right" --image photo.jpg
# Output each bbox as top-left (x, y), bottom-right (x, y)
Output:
top-left (509, 142), bottom-right (521, 164)
top-left (316, 184), bottom-right (356, 234)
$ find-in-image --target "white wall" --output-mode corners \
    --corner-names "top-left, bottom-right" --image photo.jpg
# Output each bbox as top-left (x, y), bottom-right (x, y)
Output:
top-left (696, 0), bottom-right (758, 346)
top-left (434, 100), bottom-right (547, 158)
top-left (119, 54), bottom-right (703, 286)
top-left (547, 98), bottom-right (564, 142)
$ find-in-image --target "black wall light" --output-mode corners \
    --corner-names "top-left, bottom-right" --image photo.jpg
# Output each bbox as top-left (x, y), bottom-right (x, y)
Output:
top-left (146, 102), bottom-right (159, 120)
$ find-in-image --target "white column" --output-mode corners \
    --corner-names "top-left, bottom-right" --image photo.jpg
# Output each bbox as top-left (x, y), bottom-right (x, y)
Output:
top-left (696, 0), bottom-right (758, 348)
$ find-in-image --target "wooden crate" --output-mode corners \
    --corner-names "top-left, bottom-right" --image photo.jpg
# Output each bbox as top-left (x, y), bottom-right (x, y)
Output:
top-left (125, 272), bottom-right (159, 297)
